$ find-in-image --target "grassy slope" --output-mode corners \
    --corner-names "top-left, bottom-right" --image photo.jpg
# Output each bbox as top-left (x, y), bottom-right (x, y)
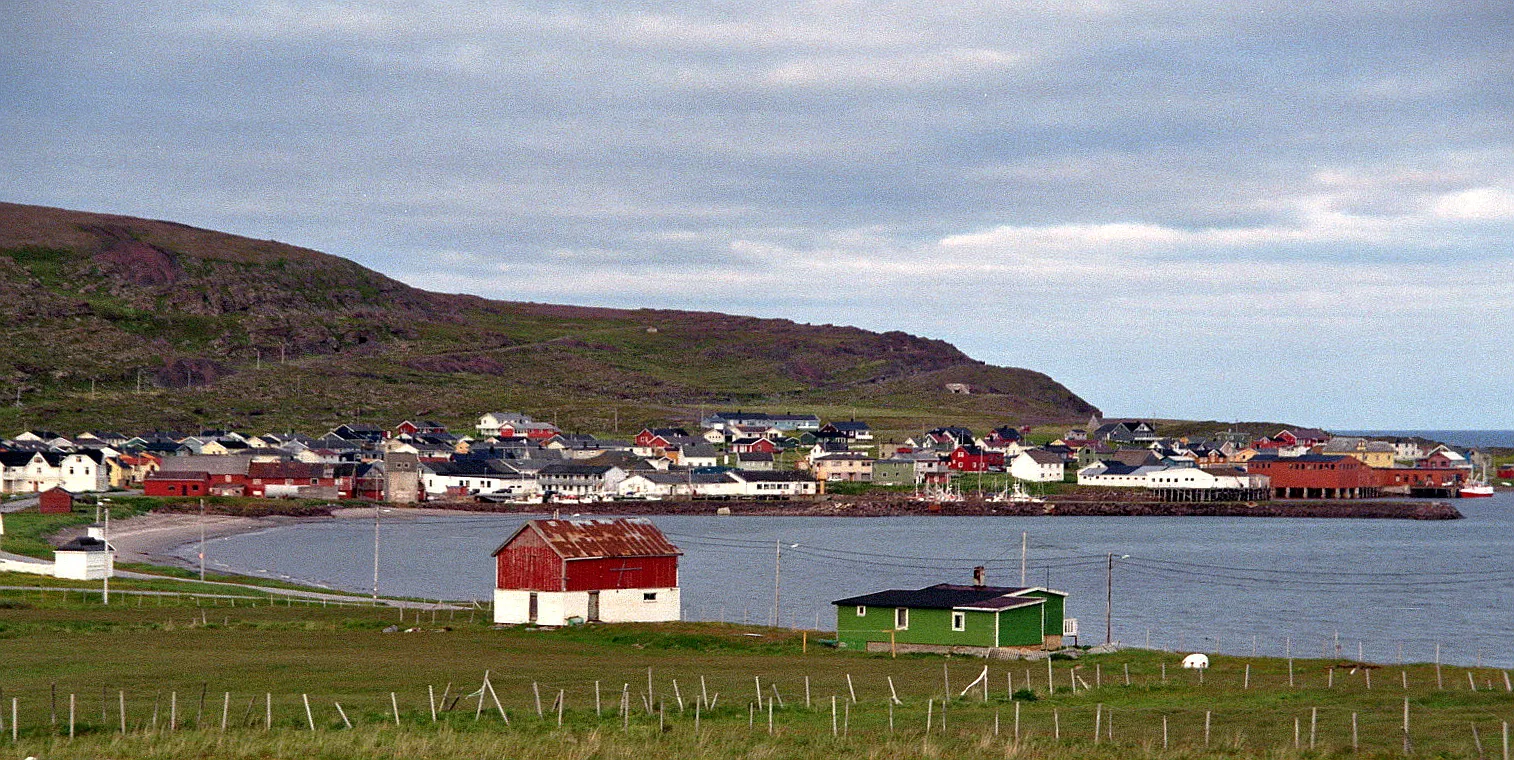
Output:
top-left (0, 202), bottom-right (1098, 439)
top-left (0, 593), bottom-right (1510, 759)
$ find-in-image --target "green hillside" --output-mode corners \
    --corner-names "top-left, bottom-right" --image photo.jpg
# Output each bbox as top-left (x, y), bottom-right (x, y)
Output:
top-left (0, 202), bottom-right (1098, 438)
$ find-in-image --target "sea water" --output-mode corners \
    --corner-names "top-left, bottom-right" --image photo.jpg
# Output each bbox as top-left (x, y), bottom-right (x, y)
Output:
top-left (181, 491), bottom-right (1514, 667)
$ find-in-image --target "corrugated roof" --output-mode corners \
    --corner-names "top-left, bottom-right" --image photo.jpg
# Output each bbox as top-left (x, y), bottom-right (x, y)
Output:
top-left (492, 518), bottom-right (682, 560)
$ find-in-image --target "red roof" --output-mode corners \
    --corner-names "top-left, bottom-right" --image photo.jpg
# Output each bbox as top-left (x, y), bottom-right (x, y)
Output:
top-left (492, 518), bottom-right (681, 560)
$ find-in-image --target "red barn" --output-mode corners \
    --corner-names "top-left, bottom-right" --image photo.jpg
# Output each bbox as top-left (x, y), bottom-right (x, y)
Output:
top-left (143, 471), bottom-right (210, 497)
top-left (491, 518), bottom-right (681, 626)
top-left (37, 486), bottom-right (73, 514)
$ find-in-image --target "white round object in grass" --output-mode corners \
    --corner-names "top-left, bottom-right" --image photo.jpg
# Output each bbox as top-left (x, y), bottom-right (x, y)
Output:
top-left (1182, 653), bottom-right (1210, 669)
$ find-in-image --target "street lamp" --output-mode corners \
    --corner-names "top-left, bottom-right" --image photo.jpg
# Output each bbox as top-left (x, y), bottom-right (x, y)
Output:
top-left (773, 541), bottom-right (799, 628)
top-left (100, 498), bottom-right (112, 605)
top-left (1106, 553), bottom-right (1130, 645)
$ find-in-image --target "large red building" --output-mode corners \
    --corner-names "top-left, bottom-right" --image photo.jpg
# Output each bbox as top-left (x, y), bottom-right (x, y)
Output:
top-left (1245, 454), bottom-right (1381, 499)
top-left (142, 471), bottom-right (210, 497)
top-left (491, 518), bottom-right (681, 626)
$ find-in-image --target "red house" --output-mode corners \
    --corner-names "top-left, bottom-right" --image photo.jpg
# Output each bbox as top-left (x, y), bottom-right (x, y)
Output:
top-left (948, 445), bottom-right (1005, 472)
top-left (395, 420), bottom-right (447, 437)
top-left (1255, 428), bottom-right (1331, 450)
top-left (634, 428), bottom-right (689, 448)
top-left (38, 486), bottom-right (73, 514)
top-left (729, 437), bottom-right (780, 454)
top-left (143, 471), bottom-right (210, 497)
top-left (491, 518), bottom-right (681, 626)
top-left (246, 462), bottom-right (338, 498)
top-left (498, 421), bottom-right (561, 441)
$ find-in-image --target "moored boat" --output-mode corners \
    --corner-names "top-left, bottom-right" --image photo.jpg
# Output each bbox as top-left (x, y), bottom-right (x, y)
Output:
top-left (1459, 482), bottom-right (1495, 498)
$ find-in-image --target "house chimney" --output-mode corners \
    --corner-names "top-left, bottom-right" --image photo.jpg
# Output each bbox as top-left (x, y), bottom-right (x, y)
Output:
top-left (972, 566), bottom-right (986, 587)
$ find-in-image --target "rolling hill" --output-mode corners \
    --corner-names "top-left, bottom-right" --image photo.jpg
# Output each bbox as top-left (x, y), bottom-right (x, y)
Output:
top-left (0, 202), bottom-right (1098, 438)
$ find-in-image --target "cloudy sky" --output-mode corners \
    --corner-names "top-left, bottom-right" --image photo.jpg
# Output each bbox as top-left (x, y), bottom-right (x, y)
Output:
top-left (4, 1), bottom-right (1512, 427)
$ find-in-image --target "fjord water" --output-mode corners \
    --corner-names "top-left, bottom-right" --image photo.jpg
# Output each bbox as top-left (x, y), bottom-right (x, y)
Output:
top-left (183, 491), bottom-right (1514, 667)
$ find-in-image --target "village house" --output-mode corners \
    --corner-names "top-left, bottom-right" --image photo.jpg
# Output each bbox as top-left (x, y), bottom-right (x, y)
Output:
top-left (811, 452), bottom-right (873, 482)
top-left (820, 421), bottom-right (873, 442)
top-left (1093, 420), bottom-right (1159, 443)
top-left (1009, 449), bottom-right (1065, 482)
top-left (536, 463), bottom-right (626, 496)
top-left (421, 460), bottom-right (539, 499)
top-left (1318, 437), bottom-right (1397, 468)
top-left (700, 411), bottom-right (820, 432)
top-left (731, 451), bottom-right (775, 470)
top-left (833, 571), bottom-right (1068, 656)
top-left (491, 518), bottom-right (681, 626)
top-left (948, 445), bottom-right (1004, 473)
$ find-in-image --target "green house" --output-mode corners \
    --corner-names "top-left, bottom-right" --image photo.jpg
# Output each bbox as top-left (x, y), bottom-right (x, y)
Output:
top-left (833, 583), bottom-right (1068, 655)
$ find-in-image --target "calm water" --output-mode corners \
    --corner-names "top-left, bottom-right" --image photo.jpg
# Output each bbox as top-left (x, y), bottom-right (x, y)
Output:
top-left (180, 492), bottom-right (1514, 667)
top-left (1339, 429), bottom-right (1514, 449)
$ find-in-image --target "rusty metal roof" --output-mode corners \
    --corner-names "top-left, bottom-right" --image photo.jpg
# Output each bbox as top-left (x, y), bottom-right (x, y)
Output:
top-left (492, 518), bottom-right (682, 560)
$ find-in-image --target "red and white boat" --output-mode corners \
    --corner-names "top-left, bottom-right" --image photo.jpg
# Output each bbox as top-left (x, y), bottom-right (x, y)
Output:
top-left (1460, 463), bottom-right (1495, 497)
top-left (1459, 482), bottom-right (1495, 498)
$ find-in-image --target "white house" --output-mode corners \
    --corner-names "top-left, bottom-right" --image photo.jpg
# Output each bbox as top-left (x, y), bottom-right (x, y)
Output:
top-left (477, 412), bottom-right (534, 437)
top-left (3, 451), bottom-right (110, 493)
top-left (1010, 450), bottom-right (1065, 483)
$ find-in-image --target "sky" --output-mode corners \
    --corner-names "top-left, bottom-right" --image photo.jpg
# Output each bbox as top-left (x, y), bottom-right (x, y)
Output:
top-left (3, 1), bottom-right (1512, 428)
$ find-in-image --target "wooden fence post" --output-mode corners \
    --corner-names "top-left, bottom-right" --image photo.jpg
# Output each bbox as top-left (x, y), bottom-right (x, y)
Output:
top-left (302, 694), bottom-right (315, 731)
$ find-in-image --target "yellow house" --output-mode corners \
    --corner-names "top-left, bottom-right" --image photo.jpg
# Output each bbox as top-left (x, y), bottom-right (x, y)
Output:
top-left (1318, 438), bottom-right (1397, 468)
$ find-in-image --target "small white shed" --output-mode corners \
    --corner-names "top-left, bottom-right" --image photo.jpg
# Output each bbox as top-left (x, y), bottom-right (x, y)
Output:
top-left (53, 525), bottom-right (114, 580)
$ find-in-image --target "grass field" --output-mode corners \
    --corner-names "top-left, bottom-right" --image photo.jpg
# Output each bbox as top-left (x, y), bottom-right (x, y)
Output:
top-left (3, 589), bottom-right (1512, 759)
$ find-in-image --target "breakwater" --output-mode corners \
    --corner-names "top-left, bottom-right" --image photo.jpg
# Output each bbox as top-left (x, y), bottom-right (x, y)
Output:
top-left (417, 496), bottom-right (1462, 520)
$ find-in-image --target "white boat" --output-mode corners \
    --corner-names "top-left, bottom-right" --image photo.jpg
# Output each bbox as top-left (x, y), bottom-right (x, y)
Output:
top-left (985, 481), bottom-right (1044, 504)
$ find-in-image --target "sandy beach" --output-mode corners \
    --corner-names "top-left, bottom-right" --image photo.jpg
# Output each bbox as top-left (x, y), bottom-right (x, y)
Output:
top-left (102, 506), bottom-right (500, 568)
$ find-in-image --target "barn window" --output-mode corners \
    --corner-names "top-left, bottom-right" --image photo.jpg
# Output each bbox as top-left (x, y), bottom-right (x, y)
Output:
top-left (952, 611), bottom-right (966, 631)
top-left (643, 592), bottom-right (657, 601)
top-left (855, 605), bottom-right (866, 617)
top-left (894, 608), bottom-right (909, 630)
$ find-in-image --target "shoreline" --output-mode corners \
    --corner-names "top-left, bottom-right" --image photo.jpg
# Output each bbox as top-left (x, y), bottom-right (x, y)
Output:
top-left (95, 497), bottom-right (1461, 575)
top-left (407, 496), bottom-right (1464, 520)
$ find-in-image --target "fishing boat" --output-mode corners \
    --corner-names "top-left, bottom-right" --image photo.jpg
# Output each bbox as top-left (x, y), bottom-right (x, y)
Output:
top-left (1459, 462), bottom-right (1495, 497)
top-left (1459, 481), bottom-right (1495, 498)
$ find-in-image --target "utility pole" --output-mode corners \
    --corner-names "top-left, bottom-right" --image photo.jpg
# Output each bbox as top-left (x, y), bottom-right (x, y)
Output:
top-left (372, 508), bottom-right (381, 604)
top-left (1021, 532), bottom-right (1028, 586)
top-left (1106, 553), bottom-right (1114, 645)
top-left (102, 506), bottom-right (110, 605)
top-left (772, 539), bottom-right (782, 628)
top-left (199, 499), bottom-right (206, 581)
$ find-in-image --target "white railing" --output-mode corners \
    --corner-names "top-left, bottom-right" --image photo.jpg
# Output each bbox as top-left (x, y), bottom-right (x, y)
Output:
top-left (1063, 618), bottom-right (1079, 636)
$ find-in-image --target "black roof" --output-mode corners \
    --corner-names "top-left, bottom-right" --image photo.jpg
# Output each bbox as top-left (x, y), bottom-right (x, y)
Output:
top-left (56, 536), bottom-right (110, 553)
top-left (539, 463), bottom-right (615, 476)
top-left (832, 583), bottom-right (1059, 610)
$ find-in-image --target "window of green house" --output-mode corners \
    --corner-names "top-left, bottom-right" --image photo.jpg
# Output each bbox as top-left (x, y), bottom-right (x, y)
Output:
top-left (856, 605), bottom-right (866, 616)
top-left (951, 611), bottom-right (965, 631)
top-left (894, 608), bottom-right (908, 630)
